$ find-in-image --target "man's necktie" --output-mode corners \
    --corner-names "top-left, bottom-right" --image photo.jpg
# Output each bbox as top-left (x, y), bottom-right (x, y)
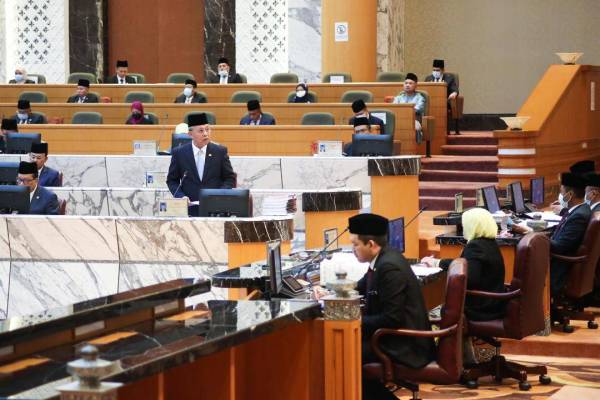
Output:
top-left (196, 149), bottom-right (205, 182)
top-left (120, 78), bottom-right (124, 84)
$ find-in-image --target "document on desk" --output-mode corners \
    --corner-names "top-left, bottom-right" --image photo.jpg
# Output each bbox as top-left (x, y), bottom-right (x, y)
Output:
top-left (526, 211), bottom-right (562, 222)
top-left (411, 265), bottom-right (442, 277)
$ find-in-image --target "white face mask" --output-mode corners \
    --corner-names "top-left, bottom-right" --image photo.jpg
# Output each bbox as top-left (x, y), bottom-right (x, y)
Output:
top-left (558, 192), bottom-right (571, 209)
top-left (14, 74), bottom-right (24, 82)
top-left (584, 193), bottom-right (592, 205)
top-left (183, 87), bottom-right (193, 97)
top-left (17, 112), bottom-right (28, 120)
top-left (296, 90), bottom-right (306, 98)
top-left (218, 70), bottom-right (228, 77)
top-left (432, 71), bottom-right (442, 79)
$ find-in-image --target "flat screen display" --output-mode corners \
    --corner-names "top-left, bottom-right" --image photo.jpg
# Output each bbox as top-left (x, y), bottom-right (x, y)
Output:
top-left (483, 186), bottom-right (500, 213)
top-left (510, 181), bottom-right (526, 213)
top-left (531, 177), bottom-right (544, 206)
top-left (267, 240), bottom-right (282, 295)
top-left (388, 217), bottom-right (405, 253)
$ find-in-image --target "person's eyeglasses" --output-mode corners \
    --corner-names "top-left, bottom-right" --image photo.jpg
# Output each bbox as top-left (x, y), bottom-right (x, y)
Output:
top-left (16, 177), bottom-right (35, 184)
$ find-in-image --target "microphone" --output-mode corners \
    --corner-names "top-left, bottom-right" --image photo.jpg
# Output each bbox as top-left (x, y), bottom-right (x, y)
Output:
top-left (173, 171), bottom-right (188, 198)
top-left (405, 206), bottom-right (428, 228)
top-left (307, 226), bottom-right (349, 264)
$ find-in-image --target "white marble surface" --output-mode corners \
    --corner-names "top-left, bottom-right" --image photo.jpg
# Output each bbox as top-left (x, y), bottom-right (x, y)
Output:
top-left (0, 217), bottom-right (8, 259)
top-left (52, 188), bottom-right (110, 216)
top-left (116, 219), bottom-right (227, 264)
top-left (108, 189), bottom-right (159, 217)
top-left (44, 156), bottom-right (108, 187)
top-left (230, 157), bottom-right (283, 189)
top-left (289, 0), bottom-right (322, 82)
top-left (0, 261), bottom-right (9, 319)
top-left (281, 157), bottom-right (371, 192)
top-left (6, 261), bottom-right (119, 318)
top-left (105, 156), bottom-right (172, 187)
top-left (6, 216), bottom-right (119, 261)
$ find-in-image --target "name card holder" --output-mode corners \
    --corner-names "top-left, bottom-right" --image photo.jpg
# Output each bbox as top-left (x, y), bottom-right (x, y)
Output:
top-left (145, 171), bottom-right (168, 188)
top-left (158, 198), bottom-right (189, 217)
top-left (133, 140), bottom-right (158, 156)
top-left (314, 140), bottom-right (343, 157)
top-left (329, 75), bottom-right (345, 84)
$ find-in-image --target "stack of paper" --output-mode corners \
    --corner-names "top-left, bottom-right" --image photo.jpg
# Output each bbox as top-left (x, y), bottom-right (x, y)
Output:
top-left (261, 194), bottom-right (297, 215)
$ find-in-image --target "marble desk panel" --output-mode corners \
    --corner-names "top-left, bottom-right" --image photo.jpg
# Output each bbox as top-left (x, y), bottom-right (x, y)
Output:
top-left (6, 261), bottom-right (120, 318)
top-left (52, 187), bottom-right (110, 216)
top-left (229, 157), bottom-right (283, 189)
top-left (105, 156), bottom-right (172, 187)
top-left (0, 217), bottom-right (9, 259)
top-left (108, 188), bottom-right (159, 217)
top-left (0, 261), bottom-right (9, 319)
top-left (44, 155), bottom-right (108, 187)
top-left (5, 216), bottom-right (119, 261)
top-left (280, 156), bottom-right (370, 192)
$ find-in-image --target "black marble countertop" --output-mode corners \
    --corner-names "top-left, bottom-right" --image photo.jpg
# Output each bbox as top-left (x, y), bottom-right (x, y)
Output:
top-left (224, 217), bottom-right (294, 243)
top-left (436, 233), bottom-right (523, 247)
top-left (302, 190), bottom-right (362, 212)
top-left (0, 279), bottom-right (211, 347)
top-left (432, 212), bottom-right (463, 226)
top-left (368, 157), bottom-right (420, 176)
top-left (0, 299), bottom-right (321, 400)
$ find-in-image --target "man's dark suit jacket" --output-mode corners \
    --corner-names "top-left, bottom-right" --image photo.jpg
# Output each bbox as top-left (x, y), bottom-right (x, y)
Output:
top-left (349, 114), bottom-right (386, 135)
top-left (425, 73), bottom-right (458, 97)
top-left (105, 75), bottom-right (136, 84)
top-left (29, 186), bottom-right (59, 215)
top-left (208, 73), bottom-right (243, 84)
top-left (173, 93), bottom-right (207, 104)
top-left (357, 247), bottom-right (435, 369)
top-left (239, 113), bottom-right (276, 125)
top-left (66, 93), bottom-right (99, 103)
top-left (592, 202), bottom-right (600, 213)
top-left (166, 142), bottom-right (236, 204)
top-left (550, 203), bottom-right (592, 295)
top-left (9, 79), bottom-right (36, 84)
top-left (12, 114), bottom-right (45, 124)
top-left (39, 166), bottom-right (61, 187)
top-left (440, 238), bottom-right (506, 321)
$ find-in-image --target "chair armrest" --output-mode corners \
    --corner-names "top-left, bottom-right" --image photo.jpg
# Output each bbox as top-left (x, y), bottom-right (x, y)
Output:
top-left (551, 253), bottom-right (587, 264)
top-left (422, 116), bottom-right (435, 141)
top-left (429, 317), bottom-right (442, 324)
top-left (467, 288), bottom-right (521, 300)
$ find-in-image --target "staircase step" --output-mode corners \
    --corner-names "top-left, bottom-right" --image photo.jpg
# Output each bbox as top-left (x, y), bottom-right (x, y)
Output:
top-left (441, 145), bottom-right (498, 156)
top-left (419, 181), bottom-right (493, 197)
top-left (420, 169), bottom-right (498, 183)
top-left (421, 156), bottom-right (498, 172)
top-left (420, 196), bottom-right (477, 211)
top-left (446, 133), bottom-right (498, 146)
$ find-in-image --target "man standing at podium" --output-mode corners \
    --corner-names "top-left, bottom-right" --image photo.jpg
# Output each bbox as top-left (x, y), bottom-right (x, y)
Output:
top-left (166, 113), bottom-right (236, 216)
top-left (349, 213), bottom-right (435, 399)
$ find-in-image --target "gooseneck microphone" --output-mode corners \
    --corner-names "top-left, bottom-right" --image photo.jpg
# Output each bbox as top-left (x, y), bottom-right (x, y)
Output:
top-left (173, 171), bottom-right (188, 198)
top-left (308, 226), bottom-right (350, 264)
top-left (405, 206), bottom-right (428, 228)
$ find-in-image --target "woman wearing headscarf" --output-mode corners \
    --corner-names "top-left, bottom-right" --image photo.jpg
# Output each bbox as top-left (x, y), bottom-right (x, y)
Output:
top-left (422, 207), bottom-right (506, 321)
top-left (291, 83), bottom-right (311, 103)
top-left (125, 101), bottom-right (154, 125)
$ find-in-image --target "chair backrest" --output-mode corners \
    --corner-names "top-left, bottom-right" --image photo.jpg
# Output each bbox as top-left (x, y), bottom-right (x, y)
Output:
top-left (71, 111), bottom-right (103, 124)
top-left (184, 111), bottom-right (216, 125)
top-left (287, 90), bottom-right (318, 103)
top-left (144, 112), bottom-right (159, 125)
top-left (194, 91), bottom-right (209, 103)
top-left (370, 109), bottom-right (396, 137)
top-left (124, 91), bottom-right (155, 103)
top-left (322, 72), bottom-right (352, 83)
top-left (436, 258), bottom-right (467, 379)
top-left (340, 90), bottom-right (373, 103)
top-left (28, 74), bottom-right (46, 84)
top-left (166, 73), bottom-right (194, 84)
top-left (565, 214), bottom-right (600, 298)
top-left (68, 72), bottom-right (98, 84)
top-left (31, 112), bottom-right (47, 124)
top-left (270, 73), bottom-right (299, 84)
top-left (230, 91), bottom-right (261, 103)
top-left (128, 73), bottom-right (145, 83)
top-left (58, 198), bottom-right (67, 215)
top-left (238, 73), bottom-right (248, 83)
top-left (18, 91), bottom-right (48, 103)
top-left (300, 112), bottom-right (335, 125)
top-left (447, 72), bottom-right (460, 88)
top-left (504, 232), bottom-right (550, 338)
top-left (376, 72), bottom-right (405, 82)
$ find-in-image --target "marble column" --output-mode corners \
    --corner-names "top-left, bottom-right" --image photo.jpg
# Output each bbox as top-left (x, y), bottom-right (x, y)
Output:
top-left (69, 0), bottom-right (106, 80)
top-left (377, 0), bottom-right (405, 73)
top-left (289, 0), bottom-right (322, 82)
top-left (204, 0), bottom-right (236, 83)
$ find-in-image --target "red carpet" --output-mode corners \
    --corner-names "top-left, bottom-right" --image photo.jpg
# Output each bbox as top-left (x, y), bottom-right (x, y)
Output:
top-left (420, 132), bottom-right (499, 210)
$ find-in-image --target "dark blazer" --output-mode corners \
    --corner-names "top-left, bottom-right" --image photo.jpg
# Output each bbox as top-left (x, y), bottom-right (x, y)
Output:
top-left (440, 238), bottom-right (506, 321)
top-left (39, 166), bottom-right (61, 187)
top-left (550, 203), bottom-right (592, 294)
top-left (66, 93), bottom-right (99, 103)
top-left (357, 247), bottom-right (435, 369)
top-left (425, 73), bottom-right (458, 97)
top-left (105, 75), bottom-right (136, 84)
top-left (29, 186), bottom-right (59, 215)
top-left (13, 114), bottom-right (45, 124)
top-left (349, 114), bottom-right (386, 135)
top-left (9, 79), bottom-right (36, 84)
top-left (173, 93), bottom-right (207, 104)
top-left (592, 202), bottom-right (600, 213)
top-left (239, 113), bottom-right (276, 125)
top-left (166, 142), bottom-right (236, 202)
top-left (208, 73), bottom-right (243, 84)
top-left (125, 114), bottom-right (154, 125)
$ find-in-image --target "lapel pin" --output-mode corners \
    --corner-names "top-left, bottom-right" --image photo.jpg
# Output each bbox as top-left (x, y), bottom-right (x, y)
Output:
top-left (208, 154), bottom-right (213, 157)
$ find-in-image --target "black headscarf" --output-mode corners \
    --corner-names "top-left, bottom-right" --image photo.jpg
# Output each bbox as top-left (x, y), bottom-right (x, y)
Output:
top-left (293, 83), bottom-right (310, 103)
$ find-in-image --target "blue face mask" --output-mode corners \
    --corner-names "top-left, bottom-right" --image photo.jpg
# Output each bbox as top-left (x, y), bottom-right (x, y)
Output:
top-left (14, 74), bottom-right (24, 82)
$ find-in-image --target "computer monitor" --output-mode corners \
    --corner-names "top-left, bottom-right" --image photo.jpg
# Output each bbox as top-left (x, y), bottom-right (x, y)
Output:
top-left (197, 189), bottom-right (251, 217)
top-left (508, 181), bottom-right (526, 214)
top-left (388, 217), bottom-right (405, 253)
top-left (530, 177), bottom-right (545, 206)
top-left (0, 185), bottom-right (30, 214)
top-left (351, 134), bottom-right (393, 156)
top-left (482, 185), bottom-right (500, 213)
top-left (5, 133), bottom-right (41, 154)
top-left (0, 162), bottom-right (19, 185)
top-left (171, 133), bottom-right (192, 151)
top-left (267, 240), bottom-right (283, 296)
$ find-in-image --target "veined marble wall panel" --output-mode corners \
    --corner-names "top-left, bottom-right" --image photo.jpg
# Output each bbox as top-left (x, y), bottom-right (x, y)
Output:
top-left (108, 189), bottom-right (158, 217)
top-left (230, 157), bottom-right (283, 189)
top-left (6, 216), bottom-right (119, 261)
top-left (288, 0), bottom-right (321, 82)
top-left (3, 0), bottom-right (69, 83)
top-left (6, 261), bottom-right (119, 318)
top-left (377, 0), bottom-right (405, 73)
top-left (280, 157), bottom-right (371, 192)
top-left (236, 0), bottom-right (288, 83)
top-left (0, 261), bottom-right (9, 319)
top-left (0, 216), bottom-right (9, 258)
top-left (105, 156), bottom-right (171, 188)
top-left (52, 188), bottom-right (110, 216)
top-left (115, 218), bottom-right (227, 264)
top-left (45, 155), bottom-right (108, 187)
top-left (204, 0), bottom-right (236, 82)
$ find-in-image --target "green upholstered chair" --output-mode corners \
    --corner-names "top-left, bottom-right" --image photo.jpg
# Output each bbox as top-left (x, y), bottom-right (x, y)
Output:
top-left (238, 73), bottom-right (248, 83)
top-left (270, 73), bottom-right (299, 84)
top-left (166, 73), bottom-right (194, 84)
top-left (124, 91), bottom-right (155, 103)
top-left (68, 72), bottom-right (98, 84)
top-left (340, 90), bottom-right (373, 103)
top-left (71, 112), bottom-right (103, 124)
top-left (376, 71), bottom-right (406, 82)
top-left (370, 109), bottom-right (396, 137)
top-left (300, 112), bottom-right (335, 125)
top-left (230, 91), bottom-right (262, 103)
top-left (128, 73), bottom-right (146, 83)
top-left (18, 91), bottom-right (48, 103)
top-left (322, 72), bottom-right (352, 83)
top-left (28, 74), bottom-right (46, 83)
top-left (184, 111), bottom-right (217, 125)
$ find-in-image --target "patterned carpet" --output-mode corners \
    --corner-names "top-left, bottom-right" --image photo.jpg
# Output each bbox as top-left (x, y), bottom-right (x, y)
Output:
top-left (392, 355), bottom-right (600, 399)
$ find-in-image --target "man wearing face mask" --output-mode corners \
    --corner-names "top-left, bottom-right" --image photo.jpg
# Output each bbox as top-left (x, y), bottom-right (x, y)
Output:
top-left (549, 172), bottom-right (591, 297)
top-left (393, 73), bottom-right (426, 144)
top-left (9, 67), bottom-right (35, 84)
top-left (12, 100), bottom-right (45, 124)
top-left (551, 160), bottom-right (595, 215)
top-left (174, 79), bottom-right (206, 104)
top-left (584, 174), bottom-right (600, 213)
top-left (425, 59), bottom-right (458, 100)
top-left (208, 57), bottom-right (243, 84)
top-left (349, 99), bottom-right (385, 134)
